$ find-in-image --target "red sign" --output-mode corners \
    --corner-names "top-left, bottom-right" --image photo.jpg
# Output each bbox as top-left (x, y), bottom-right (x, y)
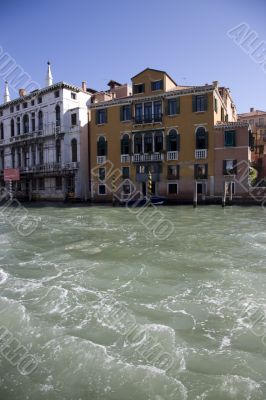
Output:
top-left (4, 168), bottom-right (20, 182)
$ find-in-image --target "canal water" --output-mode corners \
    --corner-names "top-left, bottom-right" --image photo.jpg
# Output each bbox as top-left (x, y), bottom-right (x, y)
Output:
top-left (0, 204), bottom-right (266, 399)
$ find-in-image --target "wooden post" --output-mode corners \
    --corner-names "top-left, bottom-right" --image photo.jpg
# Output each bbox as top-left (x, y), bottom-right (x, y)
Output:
top-left (229, 182), bottom-right (233, 203)
top-left (148, 171), bottom-right (152, 201)
top-left (193, 181), bottom-right (197, 208)
top-left (112, 175), bottom-right (116, 206)
top-left (222, 182), bottom-right (228, 207)
top-left (8, 180), bottom-right (13, 201)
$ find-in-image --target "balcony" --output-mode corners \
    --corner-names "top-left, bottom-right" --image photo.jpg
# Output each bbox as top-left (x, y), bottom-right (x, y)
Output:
top-left (133, 153), bottom-right (164, 162)
top-left (133, 114), bottom-right (163, 125)
top-left (97, 156), bottom-right (106, 164)
top-left (167, 151), bottom-right (178, 161)
top-left (195, 149), bottom-right (207, 159)
top-left (121, 154), bottom-right (130, 163)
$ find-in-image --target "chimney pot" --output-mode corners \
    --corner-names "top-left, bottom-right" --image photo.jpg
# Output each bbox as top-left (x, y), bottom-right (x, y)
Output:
top-left (82, 81), bottom-right (87, 92)
top-left (250, 107), bottom-right (254, 112)
top-left (19, 89), bottom-right (26, 97)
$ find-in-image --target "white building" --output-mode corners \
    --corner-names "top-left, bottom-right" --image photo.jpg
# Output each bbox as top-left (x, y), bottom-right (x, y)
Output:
top-left (0, 63), bottom-right (91, 201)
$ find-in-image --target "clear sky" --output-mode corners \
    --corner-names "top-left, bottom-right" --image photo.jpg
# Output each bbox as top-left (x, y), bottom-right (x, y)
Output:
top-left (1, 0), bottom-right (265, 113)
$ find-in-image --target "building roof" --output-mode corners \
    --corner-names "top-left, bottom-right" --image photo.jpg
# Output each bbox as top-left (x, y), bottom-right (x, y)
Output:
top-left (131, 68), bottom-right (178, 86)
top-left (238, 109), bottom-right (266, 118)
top-left (0, 81), bottom-right (88, 110)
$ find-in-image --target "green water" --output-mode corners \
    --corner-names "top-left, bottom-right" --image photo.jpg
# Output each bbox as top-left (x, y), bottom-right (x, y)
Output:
top-left (0, 205), bottom-right (266, 399)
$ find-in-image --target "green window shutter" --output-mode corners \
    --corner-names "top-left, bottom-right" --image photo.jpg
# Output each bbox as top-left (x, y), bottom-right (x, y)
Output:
top-left (176, 97), bottom-right (180, 114)
top-left (204, 94), bottom-right (208, 111)
top-left (192, 96), bottom-right (196, 112)
top-left (120, 106), bottom-right (124, 121)
top-left (232, 131), bottom-right (236, 146)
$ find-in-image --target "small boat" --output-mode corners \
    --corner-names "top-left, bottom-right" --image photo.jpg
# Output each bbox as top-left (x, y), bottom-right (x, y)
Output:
top-left (121, 196), bottom-right (166, 207)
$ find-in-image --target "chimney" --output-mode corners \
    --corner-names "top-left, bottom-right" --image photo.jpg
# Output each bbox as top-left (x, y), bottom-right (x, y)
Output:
top-left (82, 81), bottom-right (87, 92)
top-left (19, 88), bottom-right (26, 97)
top-left (4, 81), bottom-right (10, 103)
top-left (212, 80), bottom-right (219, 87)
top-left (45, 61), bottom-right (53, 87)
top-left (250, 107), bottom-right (254, 112)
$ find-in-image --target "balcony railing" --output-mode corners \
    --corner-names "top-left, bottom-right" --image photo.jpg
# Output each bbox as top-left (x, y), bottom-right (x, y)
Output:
top-left (133, 153), bottom-right (164, 162)
top-left (121, 154), bottom-right (130, 163)
top-left (133, 114), bottom-right (163, 124)
top-left (167, 151), bottom-right (179, 161)
top-left (19, 162), bottom-right (79, 173)
top-left (195, 149), bottom-right (207, 159)
top-left (97, 156), bottom-right (106, 164)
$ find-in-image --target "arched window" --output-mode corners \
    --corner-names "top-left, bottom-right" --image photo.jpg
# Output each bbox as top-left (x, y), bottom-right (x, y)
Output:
top-left (17, 117), bottom-right (21, 135)
top-left (121, 134), bottom-right (131, 154)
top-left (167, 129), bottom-right (179, 151)
top-left (23, 114), bottom-right (29, 134)
top-left (196, 127), bottom-right (208, 149)
top-left (134, 133), bottom-right (142, 153)
top-left (38, 110), bottom-right (43, 131)
top-left (71, 138), bottom-right (78, 162)
top-left (55, 105), bottom-right (60, 127)
top-left (11, 148), bottom-right (15, 168)
top-left (97, 136), bottom-right (107, 157)
top-left (56, 139), bottom-right (61, 163)
top-left (0, 123), bottom-right (4, 140)
top-left (144, 132), bottom-right (153, 153)
top-left (11, 119), bottom-right (15, 137)
top-left (155, 131), bottom-right (163, 152)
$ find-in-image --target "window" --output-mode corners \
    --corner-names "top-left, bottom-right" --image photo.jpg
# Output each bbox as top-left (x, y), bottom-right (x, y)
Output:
top-left (133, 83), bottom-right (145, 94)
top-left (31, 145), bottom-right (36, 166)
top-left (154, 101), bottom-right (162, 121)
top-left (0, 123), bottom-right (4, 140)
top-left (56, 139), bottom-right (61, 162)
top-left (23, 114), bottom-right (29, 134)
top-left (122, 184), bottom-right (131, 195)
top-left (144, 133), bottom-right (153, 153)
top-left (168, 183), bottom-right (178, 194)
top-left (167, 98), bottom-right (180, 115)
top-left (16, 105), bottom-right (20, 111)
top-left (194, 164), bottom-right (208, 179)
top-left (23, 102), bottom-right (27, 109)
top-left (259, 118), bottom-right (264, 126)
top-left (23, 148), bottom-right (28, 167)
top-left (56, 105), bottom-right (61, 126)
top-left (151, 80), bottom-right (163, 91)
top-left (192, 94), bottom-right (208, 112)
top-left (167, 165), bottom-right (179, 179)
top-left (54, 90), bottom-right (60, 98)
top-left (38, 178), bottom-right (45, 190)
top-left (11, 119), bottom-right (15, 137)
top-left (144, 102), bottom-right (152, 123)
top-left (71, 92), bottom-right (76, 100)
top-left (31, 100), bottom-right (35, 106)
top-left (38, 96), bottom-right (42, 104)
top-left (196, 127), bottom-right (208, 149)
top-left (134, 133), bottom-right (142, 153)
top-left (122, 166), bottom-right (129, 179)
top-left (18, 150), bottom-right (21, 167)
top-left (99, 167), bottom-right (105, 181)
top-left (71, 113), bottom-right (77, 126)
top-left (135, 104), bottom-right (142, 123)
top-left (96, 109), bottom-right (107, 124)
top-left (38, 110), bottom-right (43, 130)
top-left (214, 98), bottom-right (218, 113)
top-left (32, 179), bottom-right (37, 191)
top-left (224, 130), bottom-right (236, 147)
top-left (31, 113), bottom-right (35, 132)
top-left (55, 177), bottom-right (62, 190)
top-left (98, 184), bottom-right (106, 195)
top-left (121, 134), bottom-right (131, 154)
top-left (223, 160), bottom-right (237, 175)
top-left (97, 136), bottom-right (107, 156)
top-left (17, 117), bottom-right (21, 135)
top-left (154, 132), bottom-right (163, 152)
top-left (167, 129), bottom-right (179, 151)
top-left (10, 106), bottom-right (14, 113)
top-left (221, 107), bottom-right (224, 121)
top-left (38, 143), bottom-right (44, 164)
top-left (71, 138), bottom-right (78, 162)
top-left (120, 105), bottom-right (131, 121)
top-left (0, 150), bottom-right (4, 169)
top-left (11, 148), bottom-right (15, 167)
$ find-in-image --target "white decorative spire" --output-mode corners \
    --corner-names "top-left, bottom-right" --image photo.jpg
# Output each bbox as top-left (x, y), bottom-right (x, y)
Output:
top-left (45, 61), bottom-right (53, 87)
top-left (4, 81), bottom-right (10, 103)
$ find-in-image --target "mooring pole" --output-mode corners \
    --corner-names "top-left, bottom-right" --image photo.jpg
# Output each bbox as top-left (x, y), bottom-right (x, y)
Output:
top-left (193, 181), bottom-right (197, 208)
top-left (112, 174), bottom-right (116, 206)
top-left (222, 182), bottom-right (228, 207)
top-left (9, 180), bottom-right (13, 201)
top-left (148, 171), bottom-right (152, 203)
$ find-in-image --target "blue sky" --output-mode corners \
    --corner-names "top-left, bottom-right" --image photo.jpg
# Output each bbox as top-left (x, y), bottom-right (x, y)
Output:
top-left (1, 0), bottom-right (265, 113)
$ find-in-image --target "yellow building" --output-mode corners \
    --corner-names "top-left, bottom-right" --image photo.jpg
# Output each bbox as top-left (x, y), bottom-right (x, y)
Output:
top-left (89, 68), bottom-right (237, 203)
